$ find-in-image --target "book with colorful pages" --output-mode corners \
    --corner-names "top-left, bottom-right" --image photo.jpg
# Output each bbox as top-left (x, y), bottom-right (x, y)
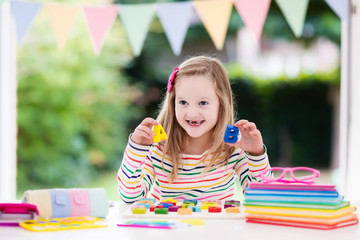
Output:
top-left (246, 212), bottom-right (358, 224)
top-left (248, 182), bottom-right (336, 191)
top-left (243, 200), bottom-right (350, 210)
top-left (0, 203), bottom-right (38, 227)
top-left (244, 193), bottom-right (344, 204)
top-left (245, 188), bottom-right (339, 197)
top-left (244, 205), bottom-right (356, 218)
top-left (246, 214), bottom-right (359, 230)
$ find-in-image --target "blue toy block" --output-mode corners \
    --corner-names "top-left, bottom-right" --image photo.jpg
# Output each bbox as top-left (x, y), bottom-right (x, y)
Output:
top-left (224, 125), bottom-right (239, 143)
top-left (191, 206), bottom-right (201, 212)
top-left (158, 203), bottom-right (172, 208)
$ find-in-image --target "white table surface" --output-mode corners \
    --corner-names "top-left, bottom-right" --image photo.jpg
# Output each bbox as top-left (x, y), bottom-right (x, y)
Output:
top-left (2, 201), bottom-right (360, 240)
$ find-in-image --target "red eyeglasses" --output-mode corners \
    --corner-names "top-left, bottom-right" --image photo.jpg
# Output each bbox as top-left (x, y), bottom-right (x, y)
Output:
top-left (260, 167), bottom-right (320, 184)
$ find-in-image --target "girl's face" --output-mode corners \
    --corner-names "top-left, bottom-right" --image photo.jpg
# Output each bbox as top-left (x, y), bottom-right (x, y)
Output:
top-left (174, 74), bottom-right (219, 141)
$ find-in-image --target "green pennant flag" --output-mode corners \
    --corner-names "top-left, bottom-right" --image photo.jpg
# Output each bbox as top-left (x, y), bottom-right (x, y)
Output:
top-left (118, 4), bottom-right (156, 56)
top-left (275, 0), bottom-right (310, 37)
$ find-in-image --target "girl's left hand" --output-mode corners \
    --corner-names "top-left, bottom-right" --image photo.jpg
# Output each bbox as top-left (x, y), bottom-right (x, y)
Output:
top-left (226, 119), bottom-right (265, 156)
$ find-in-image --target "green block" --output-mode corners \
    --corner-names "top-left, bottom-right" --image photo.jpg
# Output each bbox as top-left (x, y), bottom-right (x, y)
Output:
top-left (154, 208), bottom-right (168, 214)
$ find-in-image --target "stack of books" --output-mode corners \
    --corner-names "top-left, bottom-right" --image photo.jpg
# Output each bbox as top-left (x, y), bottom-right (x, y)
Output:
top-left (243, 182), bottom-right (358, 230)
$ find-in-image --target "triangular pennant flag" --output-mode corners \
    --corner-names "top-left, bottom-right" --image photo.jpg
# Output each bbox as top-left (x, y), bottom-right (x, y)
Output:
top-left (118, 4), bottom-right (156, 56)
top-left (193, 0), bottom-right (233, 51)
top-left (10, 0), bottom-right (42, 45)
top-left (44, 3), bottom-right (78, 50)
top-left (157, 2), bottom-right (193, 56)
top-left (275, 0), bottom-right (309, 37)
top-left (324, 0), bottom-right (349, 20)
top-left (82, 5), bottom-right (118, 55)
top-left (234, 0), bottom-right (271, 41)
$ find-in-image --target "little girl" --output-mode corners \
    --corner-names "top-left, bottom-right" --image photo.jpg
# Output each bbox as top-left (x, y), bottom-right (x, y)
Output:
top-left (117, 56), bottom-right (271, 203)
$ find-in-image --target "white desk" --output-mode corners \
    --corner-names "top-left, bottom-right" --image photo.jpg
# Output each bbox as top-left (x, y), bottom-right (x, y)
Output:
top-left (2, 201), bottom-right (360, 240)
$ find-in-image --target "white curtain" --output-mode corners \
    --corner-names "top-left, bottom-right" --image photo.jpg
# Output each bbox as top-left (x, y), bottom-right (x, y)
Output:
top-left (0, 1), bottom-right (17, 201)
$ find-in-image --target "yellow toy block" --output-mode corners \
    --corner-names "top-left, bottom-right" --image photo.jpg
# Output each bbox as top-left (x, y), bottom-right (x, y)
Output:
top-left (153, 124), bottom-right (167, 142)
top-left (161, 198), bottom-right (177, 204)
top-left (182, 203), bottom-right (195, 208)
top-left (201, 202), bottom-right (218, 210)
top-left (132, 207), bottom-right (147, 214)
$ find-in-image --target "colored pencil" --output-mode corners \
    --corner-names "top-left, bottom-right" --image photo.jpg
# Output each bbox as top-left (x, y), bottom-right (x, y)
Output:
top-left (117, 224), bottom-right (173, 229)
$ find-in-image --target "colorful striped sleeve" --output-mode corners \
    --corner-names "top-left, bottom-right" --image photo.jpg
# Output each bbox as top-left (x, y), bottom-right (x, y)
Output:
top-left (234, 146), bottom-right (271, 190)
top-left (117, 137), bottom-right (155, 203)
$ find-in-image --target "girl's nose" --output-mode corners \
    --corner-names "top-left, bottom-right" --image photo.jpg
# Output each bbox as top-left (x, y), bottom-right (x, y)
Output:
top-left (186, 105), bottom-right (199, 117)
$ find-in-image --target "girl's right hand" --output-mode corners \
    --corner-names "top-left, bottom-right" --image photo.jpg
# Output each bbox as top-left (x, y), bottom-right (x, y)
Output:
top-left (131, 117), bottom-right (159, 146)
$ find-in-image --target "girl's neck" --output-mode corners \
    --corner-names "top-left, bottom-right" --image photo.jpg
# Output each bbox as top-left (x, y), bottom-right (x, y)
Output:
top-left (182, 134), bottom-right (212, 155)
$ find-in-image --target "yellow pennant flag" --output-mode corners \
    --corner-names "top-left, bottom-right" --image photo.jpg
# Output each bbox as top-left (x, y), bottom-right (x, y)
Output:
top-left (44, 3), bottom-right (78, 49)
top-left (193, 0), bottom-right (233, 50)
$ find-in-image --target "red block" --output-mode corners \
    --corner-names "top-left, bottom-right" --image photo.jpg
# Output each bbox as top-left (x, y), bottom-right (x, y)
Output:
top-left (208, 206), bottom-right (222, 213)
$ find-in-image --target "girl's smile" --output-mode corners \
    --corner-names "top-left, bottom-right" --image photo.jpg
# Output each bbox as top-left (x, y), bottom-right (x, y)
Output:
top-left (187, 120), bottom-right (204, 126)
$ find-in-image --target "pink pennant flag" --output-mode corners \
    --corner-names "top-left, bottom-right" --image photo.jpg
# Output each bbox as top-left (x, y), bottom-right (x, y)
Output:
top-left (82, 5), bottom-right (118, 55)
top-left (234, 0), bottom-right (271, 41)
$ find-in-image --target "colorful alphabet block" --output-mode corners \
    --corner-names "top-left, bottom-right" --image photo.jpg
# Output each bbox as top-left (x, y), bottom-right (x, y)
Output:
top-left (224, 125), bottom-right (239, 143)
top-left (153, 124), bottom-right (167, 142)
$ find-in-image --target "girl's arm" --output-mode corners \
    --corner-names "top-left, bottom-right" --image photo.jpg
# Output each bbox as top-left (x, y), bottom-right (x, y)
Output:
top-left (228, 119), bottom-right (271, 189)
top-left (234, 148), bottom-right (271, 190)
top-left (118, 117), bottom-right (158, 203)
top-left (117, 137), bottom-right (156, 203)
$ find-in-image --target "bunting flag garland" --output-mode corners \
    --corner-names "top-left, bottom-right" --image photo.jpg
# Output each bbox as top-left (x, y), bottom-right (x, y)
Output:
top-left (157, 2), bottom-right (193, 56)
top-left (193, 0), bottom-right (233, 51)
top-left (234, 0), bottom-right (271, 41)
top-left (10, 0), bottom-right (42, 45)
top-left (324, 0), bottom-right (349, 21)
top-left (275, 0), bottom-right (310, 37)
top-left (44, 3), bottom-right (78, 50)
top-left (82, 5), bottom-right (118, 55)
top-left (6, 0), bottom-right (349, 56)
top-left (118, 4), bottom-right (156, 57)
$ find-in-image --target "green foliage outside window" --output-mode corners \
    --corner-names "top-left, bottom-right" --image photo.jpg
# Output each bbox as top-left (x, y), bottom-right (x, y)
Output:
top-left (16, 10), bottom-right (142, 193)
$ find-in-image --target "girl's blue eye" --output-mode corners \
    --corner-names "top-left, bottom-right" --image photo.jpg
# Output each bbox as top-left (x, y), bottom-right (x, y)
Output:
top-left (199, 101), bottom-right (208, 106)
top-left (179, 100), bottom-right (187, 105)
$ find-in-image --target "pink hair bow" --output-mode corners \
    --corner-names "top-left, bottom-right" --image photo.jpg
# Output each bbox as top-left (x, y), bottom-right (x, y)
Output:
top-left (167, 67), bottom-right (179, 93)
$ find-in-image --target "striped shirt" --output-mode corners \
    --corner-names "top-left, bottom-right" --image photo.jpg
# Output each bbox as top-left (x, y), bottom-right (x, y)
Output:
top-left (117, 138), bottom-right (271, 203)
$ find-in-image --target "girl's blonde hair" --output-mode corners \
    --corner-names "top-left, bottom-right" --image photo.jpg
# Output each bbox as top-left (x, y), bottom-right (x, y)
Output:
top-left (157, 55), bottom-right (235, 182)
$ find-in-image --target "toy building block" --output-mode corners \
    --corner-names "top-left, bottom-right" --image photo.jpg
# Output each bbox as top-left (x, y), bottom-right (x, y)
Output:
top-left (161, 198), bottom-right (177, 204)
top-left (201, 201), bottom-right (219, 210)
top-left (177, 208), bottom-right (192, 215)
top-left (183, 199), bottom-right (197, 205)
top-left (208, 206), bottom-right (222, 213)
top-left (132, 207), bottom-right (147, 214)
top-left (224, 200), bottom-right (240, 207)
top-left (139, 198), bottom-right (156, 204)
top-left (153, 124), bottom-right (167, 142)
top-left (137, 203), bottom-right (151, 209)
top-left (182, 202), bottom-right (195, 208)
top-left (158, 203), bottom-right (173, 208)
top-left (168, 206), bottom-right (182, 212)
top-left (190, 206), bottom-right (201, 212)
top-left (154, 208), bottom-right (168, 214)
top-left (223, 125), bottom-right (239, 143)
top-left (225, 207), bottom-right (240, 213)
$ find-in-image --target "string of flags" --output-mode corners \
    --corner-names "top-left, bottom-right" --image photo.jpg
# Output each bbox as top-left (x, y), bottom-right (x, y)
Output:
top-left (2, 0), bottom-right (349, 56)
